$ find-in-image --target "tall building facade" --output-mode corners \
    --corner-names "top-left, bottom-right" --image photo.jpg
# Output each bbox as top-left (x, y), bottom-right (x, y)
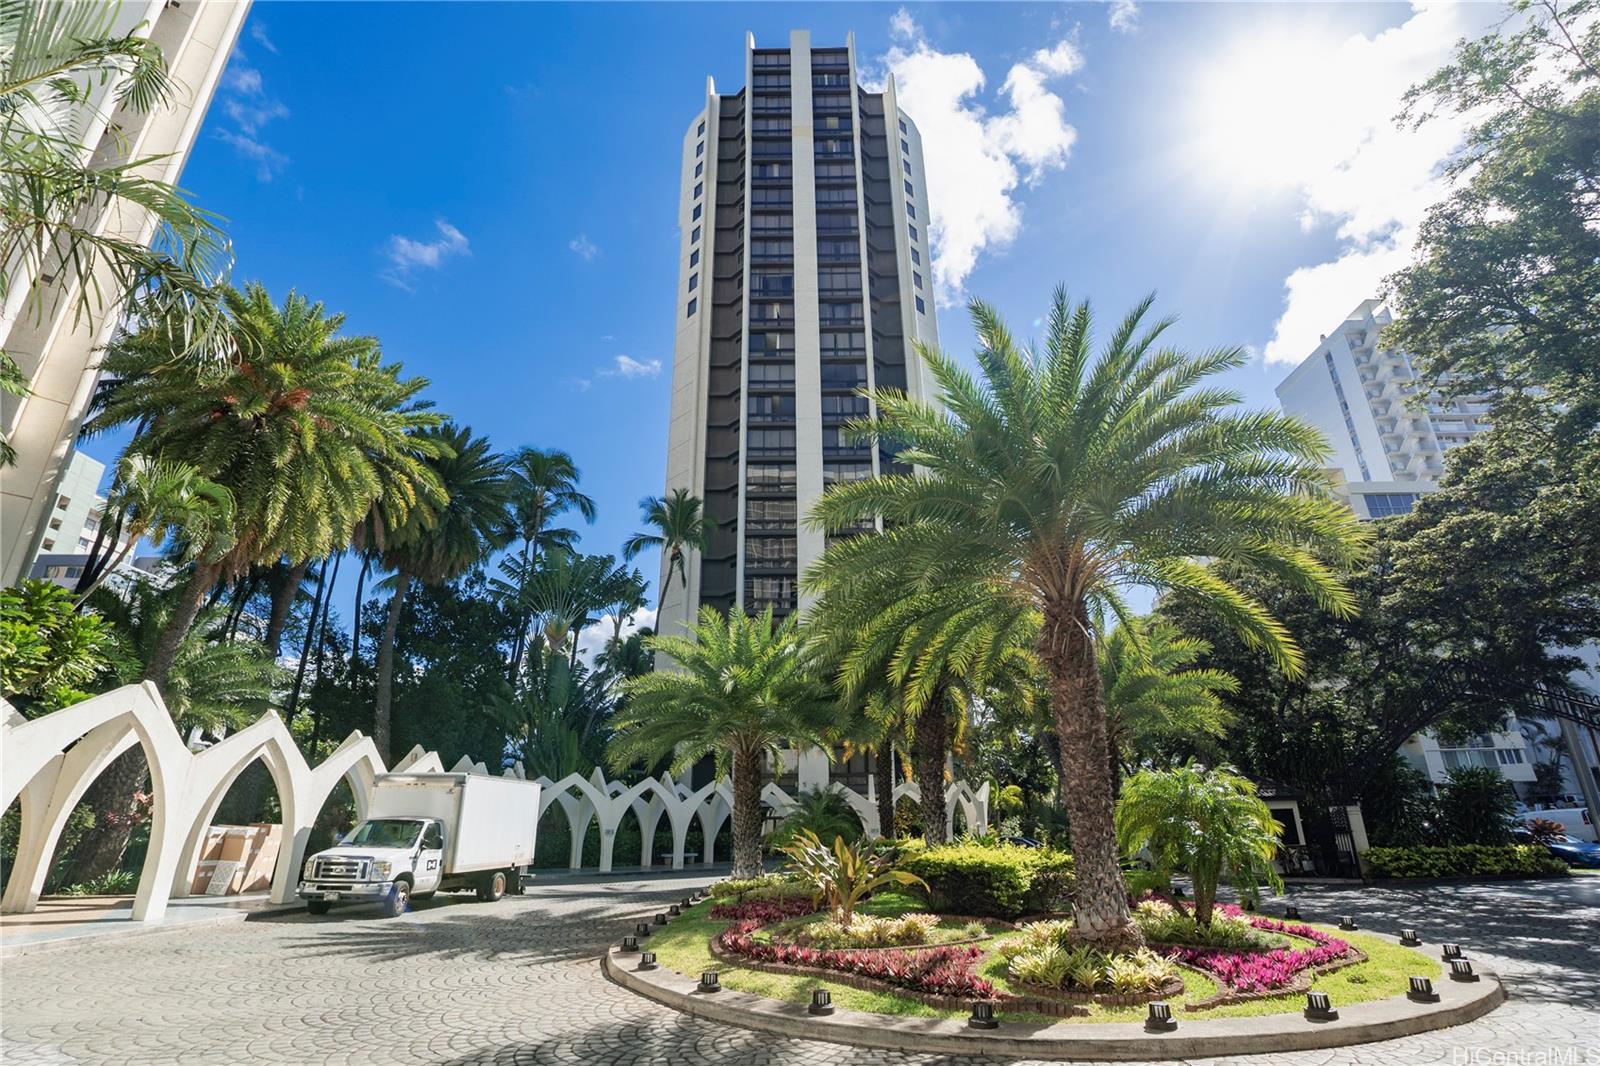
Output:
top-left (1, 0), bottom-right (250, 586)
top-left (1274, 299), bottom-right (1493, 520)
top-left (657, 30), bottom-right (940, 638)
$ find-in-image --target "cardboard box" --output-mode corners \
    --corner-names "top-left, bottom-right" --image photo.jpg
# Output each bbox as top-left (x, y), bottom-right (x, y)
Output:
top-left (191, 824), bottom-right (283, 895)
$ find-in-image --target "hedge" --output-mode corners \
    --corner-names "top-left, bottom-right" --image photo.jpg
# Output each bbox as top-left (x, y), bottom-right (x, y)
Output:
top-left (1364, 844), bottom-right (1568, 879)
top-left (901, 840), bottom-right (1074, 918)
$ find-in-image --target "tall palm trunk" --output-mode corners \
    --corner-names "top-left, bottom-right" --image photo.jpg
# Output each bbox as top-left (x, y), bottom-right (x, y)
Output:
top-left (263, 559), bottom-right (309, 657)
top-left (914, 686), bottom-right (950, 844)
top-left (286, 558), bottom-right (330, 718)
top-left (350, 554), bottom-right (371, 669)
top-left (147, 560), bottom-right (222, 691)
top-left (873, 744), bottom-right (896, 840)
top-left (373, 573), bottom-right (409, 763)
top-left (1041, 597), bottom-right (1140, 949)
top-left (731, 743), bottom-right (765, 879)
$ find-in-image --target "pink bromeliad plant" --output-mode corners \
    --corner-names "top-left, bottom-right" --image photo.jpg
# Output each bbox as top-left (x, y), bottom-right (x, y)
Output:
top-left (1160, 920), bottom-right (1353, 992)
top-left (718, 920), bottom-right (998, 999)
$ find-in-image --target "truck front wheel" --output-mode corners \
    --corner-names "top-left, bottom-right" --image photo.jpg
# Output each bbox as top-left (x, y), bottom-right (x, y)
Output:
top-left (382, 879), bottom-right (411, 918)
top-left (476, 870), bottom-right (507, 902)
top-left (306, 900), bottom-right (332, 916)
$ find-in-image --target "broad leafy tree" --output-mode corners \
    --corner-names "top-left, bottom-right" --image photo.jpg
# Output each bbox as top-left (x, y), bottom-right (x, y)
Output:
top-left (810, 290), bottom-right (1365, 948)
top-left (608, 607), bottom-right (836, 879)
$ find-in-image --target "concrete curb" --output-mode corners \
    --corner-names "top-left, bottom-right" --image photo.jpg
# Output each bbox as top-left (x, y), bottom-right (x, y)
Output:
top-left (602, 930), bottom-right (1505, 1060)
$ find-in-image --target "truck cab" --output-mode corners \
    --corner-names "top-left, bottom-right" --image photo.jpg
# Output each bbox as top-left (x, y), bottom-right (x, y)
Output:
top-left (299, 817), bottom-right (453, 917)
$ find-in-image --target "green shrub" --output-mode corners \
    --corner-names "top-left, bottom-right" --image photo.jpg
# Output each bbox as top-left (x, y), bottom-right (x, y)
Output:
top-left (1436, 767), bottom-right (1518, 845)
top-left (708, 873), bottom-right (809, 901)
top-left (902, 840), bottom-right (1074, 918)
top-left (1364, 844), bottom-right (1567, 879)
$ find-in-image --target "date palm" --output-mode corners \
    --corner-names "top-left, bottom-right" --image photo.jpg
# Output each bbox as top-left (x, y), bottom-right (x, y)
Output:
top-left (1100, 618), bottom-right (1237, 792)
top-left (374, 424), bottom-right (510, 761)
top-left (84, 283), bottom-right (444, 692)
top-left (810, 288), bottom-right (1365, 948)
top-left (609, 606), bottom-right (837, 879)
top-left (623, 488), bottom-right (710, 591)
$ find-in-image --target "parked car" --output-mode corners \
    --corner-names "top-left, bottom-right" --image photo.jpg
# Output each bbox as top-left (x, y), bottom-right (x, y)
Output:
top-left (298, 772), bottom-right (540, 917)
top-left (1513, 825), bottom-right (1600, 869)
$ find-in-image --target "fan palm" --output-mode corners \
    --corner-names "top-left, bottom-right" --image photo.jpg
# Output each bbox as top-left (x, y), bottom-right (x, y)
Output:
top-left (623, 488), bottom-right (711, 591)
top-left (609, 607), bottom-right (837, 878)
top-left (374, 424), bottom-right (510, 761)
top-left (1116, 762), bottom-right (1284, 927)
top-left (1100, 619), bottom-right (1237, 791)
top-left (84, 284), bottom-right (445, 692)
top-left (809, 289), bottom-right (1366, 947)
top-left (500, 448), bottom-right (595, 674)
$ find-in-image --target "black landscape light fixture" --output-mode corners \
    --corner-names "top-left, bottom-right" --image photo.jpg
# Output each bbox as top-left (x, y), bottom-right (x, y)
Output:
top-left (1449, 959), bottom-right (1479, 983)
top-left (668, 904), bottom-right (682, 917)
top-left (682, 896), bottom-right (694, 908)
top-left (809, 989), bottom-right (835, 1016)
top-left (1284, 905), bottom-right (1302, 920)
top-left (620, 935), bottom-right (639, 952)
top-left (654, 912), bottom-right (669, 925)
top-left (1441, 943), bottom-right (1463, 960)
top-left (1304, 991), bottom-right (1339, 1022)
top-left (698, 970), bottom-right (721, 993)
top-left (638, 951), bottom-right (658, 971)
top-left (1407, 976), bottom-right (1440, 1003)
top-left (1144, 1001), bottom-right (1178, 1033)
top-left (635, 922), bottom-right (652, 939)
top-left (968, 1002), bottom-right (999, 1030)
top-left (1400, 929), bottom-right (1422, 947)
top-left (1242, 897), bottom-right (1256, 912)
top-left (1338, 915), bottom-right (1358, 931)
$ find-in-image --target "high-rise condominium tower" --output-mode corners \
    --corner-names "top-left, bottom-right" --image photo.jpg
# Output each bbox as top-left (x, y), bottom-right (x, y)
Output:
top-left (1, 0), bottom-right (250, 586)
top-left (1274, 299), bottom-right (1493, 520)
top-left (657, 30), bottom-right (940, 639)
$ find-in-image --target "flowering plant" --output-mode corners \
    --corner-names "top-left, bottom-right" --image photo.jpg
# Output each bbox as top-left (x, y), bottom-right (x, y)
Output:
top-left (717, 921), bottom-right (997, 999)
top-left (1158, 917), bottom-right (1353, 991)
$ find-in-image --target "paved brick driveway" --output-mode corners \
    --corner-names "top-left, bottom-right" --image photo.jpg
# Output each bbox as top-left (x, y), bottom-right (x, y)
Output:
top-left (1, 872), bottom-right (1595, 1065)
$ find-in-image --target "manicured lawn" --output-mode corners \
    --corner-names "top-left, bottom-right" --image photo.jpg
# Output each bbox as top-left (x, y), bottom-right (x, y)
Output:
top-left (638, 895), bottom-right (1441, 1024)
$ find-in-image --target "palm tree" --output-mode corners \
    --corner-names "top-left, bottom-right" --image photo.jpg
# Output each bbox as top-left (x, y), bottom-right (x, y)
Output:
top-left (597, 566), bottom-right (649, 657)
top-left (1099, 618), bottom-right (1237, 793)
top-left (808, 289), bottom-right (1366, 948)
top-left (83, 283), bottom-right (445, 692)
top-left (609, 607), bottom-right (837, 879)
top-left (501, 448), bottom-right (596, 675)
top-left (374, 424), bottom-right (509, 761)
top-left (1, 2), bottom-right (233, 388)
top-left (1116, 762), bottom-right (1284, 927)
top-left (71, 456), bottom-right (234, 606)
top-left (623, 488), bottom-right (710, 591)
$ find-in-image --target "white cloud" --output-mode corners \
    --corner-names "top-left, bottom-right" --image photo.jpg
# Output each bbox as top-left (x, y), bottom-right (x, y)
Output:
top-left (1253, 5), bottom-right (1504, 365)
top-left (216, 53), bottom-right (288, 181)
top-left (381, 220), bottom-right (470, 289)
top-left (569, 234), bottom-right (600, 260)
top-left (249, 21), bottom-right (278, 54)
top-left (1108, 0), bottom-right (1140, 34)
top-left (576, 607), bottom-right (656, 667)
top-left (871, 10), bottom-right (1082, 305)
top-left (606, 355), bottom-right (662, 379)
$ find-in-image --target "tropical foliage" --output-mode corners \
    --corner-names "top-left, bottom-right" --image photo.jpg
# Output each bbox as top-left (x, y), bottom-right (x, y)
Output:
top-left (778, 828), bottom-right (927, 922)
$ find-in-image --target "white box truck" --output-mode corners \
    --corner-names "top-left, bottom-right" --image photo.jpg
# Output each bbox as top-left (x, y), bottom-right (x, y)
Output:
top-left (298, 772), bottom-right (541, 917)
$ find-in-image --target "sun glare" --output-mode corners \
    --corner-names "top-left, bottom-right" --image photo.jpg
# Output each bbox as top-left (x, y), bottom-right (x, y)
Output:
top-left (1184, 29), bottom-right (1342, 197)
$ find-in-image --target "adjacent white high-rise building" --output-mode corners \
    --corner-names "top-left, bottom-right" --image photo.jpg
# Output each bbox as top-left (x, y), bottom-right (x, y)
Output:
top-left (1274, 299), bottom-right (1493, 520)
top-left (1, 0), bottom-right (250, 586)
top-left (657, 30), bottom-right (940, 641)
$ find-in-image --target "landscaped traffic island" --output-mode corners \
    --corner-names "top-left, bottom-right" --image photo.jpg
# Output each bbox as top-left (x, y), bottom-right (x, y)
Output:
top-left (604, 858), bottom-right (1505, 1059)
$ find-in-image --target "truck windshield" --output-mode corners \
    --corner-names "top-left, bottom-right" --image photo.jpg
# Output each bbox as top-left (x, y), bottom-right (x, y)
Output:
top-left (340, 819), bottom-right (423, 849)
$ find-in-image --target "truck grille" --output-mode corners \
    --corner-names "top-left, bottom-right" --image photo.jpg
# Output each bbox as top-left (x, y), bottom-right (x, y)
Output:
top-left (312, 857), bottom-right (369, 881)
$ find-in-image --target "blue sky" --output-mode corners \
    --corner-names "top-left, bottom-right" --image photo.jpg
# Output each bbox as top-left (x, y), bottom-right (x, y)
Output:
top-left (81, 1), bottom-right (1498, 630)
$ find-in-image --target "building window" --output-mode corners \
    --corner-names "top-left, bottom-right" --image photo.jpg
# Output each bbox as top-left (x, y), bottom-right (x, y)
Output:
top-left (1496, 748), bottom-right (1525, 766)
top-left (41, 539), bottom-right (54, 551)
top-left (820, 363), bottom-right (867, 389)
top-left (693, 182), bottom-right (702, 198)
top-left (906, 203), bottom-right (915, 219)
top-left (901, 138), bottom-right (910, 154)
top-left (696, 141), bottom-right (704, 157)
top-left (911, 248), bottom-right (920, 265)
top-left (824, 461), bottom-right (872, 486)
top-left (689, 249), bottom-right (700, 267)
top-left (691, 225), bottom-right (700, 243)
top-left (898, 117), bottom-right (907, 133)
top-left (698, 120), bottom-right (706, 136)
top-left (692, 203), bottom-right (702, 221)
top-left (746, 463), bottom-right (797, 491)
top-left (904, 180), bottom-right (914, 196)
top-left (688, 273), bottom-right (698, 291)
top-left (686, 298), bottom-right (697, 317)
top-left (908, 225), bottom-right (918, 242)
top-left (56, 496), bottom-right (69, 510)
top-left (1363, 493), bottom-right (1418, 519)
top-left (695, 161), bottom-right (703, 178)
top-left (746, 537), bottom-right (797, 568)
top-left (913, 271), bottom-right (922, 289)
top-left (820, 331), bottom-right (866, 358)
top-left (915, 296), bottom-right (926, 314)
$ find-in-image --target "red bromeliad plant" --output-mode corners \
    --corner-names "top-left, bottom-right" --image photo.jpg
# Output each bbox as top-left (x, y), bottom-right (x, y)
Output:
top-left (708, 899), bottom-right (818, 923)
top-left (1158, 915), bottom-right (1354, 992)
